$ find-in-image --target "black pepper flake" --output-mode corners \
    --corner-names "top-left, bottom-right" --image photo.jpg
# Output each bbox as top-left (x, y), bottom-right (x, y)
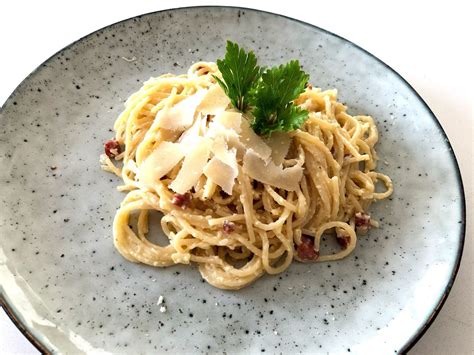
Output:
top-left (64, 218), bottom-right (69, 222)
top-left (60, 254), bottom-right (64, 258)
top-left (189, 313), bottom-right (194, 318)
top-left (110, 266), bottom-right (115, 270)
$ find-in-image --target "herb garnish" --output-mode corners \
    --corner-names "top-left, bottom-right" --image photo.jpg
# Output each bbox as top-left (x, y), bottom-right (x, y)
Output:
top-left (213, 41), bottom-right (261, 112)
top-left (249, 60), bottom-right (309, 136)
top-left (215, 41), bottom-right (310, 136)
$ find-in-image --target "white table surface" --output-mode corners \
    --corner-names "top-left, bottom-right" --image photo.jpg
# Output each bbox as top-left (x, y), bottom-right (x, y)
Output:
top-left (1, 0), bottom-right (472, 354)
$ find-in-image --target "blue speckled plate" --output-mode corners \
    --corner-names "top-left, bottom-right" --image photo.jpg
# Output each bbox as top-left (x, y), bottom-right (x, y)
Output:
top-left (0, 6), bottom-right (465, 354)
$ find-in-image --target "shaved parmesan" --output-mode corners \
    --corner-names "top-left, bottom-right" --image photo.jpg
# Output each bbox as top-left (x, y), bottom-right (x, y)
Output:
top-left (204, 157), bottom-right (238, 195)
top-left (265, 132), bottom-right (292, 165)
top-left (239, 118), bottom-right (271, 162)
top-left (210, 137), bottom-right (238, 169)
top-left (206, 115), bottom-right (241, 145)
top-left (169, 138), bottom-right (211, 194)
top-left (178, 115), bottom-right (203, 152)
top-left (139, 142), bottom-right (184, 187)
top-left (204, 136), bottom-right (238, 194)
top-left (213, 111), bottom-right (242, 133)
top-left (242, 150), bottom-right (303, 191)
top-left (156, 90), bottom-right (207, 131)
top-left (197, 84), bottom-right (231, 115)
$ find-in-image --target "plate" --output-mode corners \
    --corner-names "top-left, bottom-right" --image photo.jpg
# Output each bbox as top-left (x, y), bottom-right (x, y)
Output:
top-left (0, 6), bottom-right (465, 354)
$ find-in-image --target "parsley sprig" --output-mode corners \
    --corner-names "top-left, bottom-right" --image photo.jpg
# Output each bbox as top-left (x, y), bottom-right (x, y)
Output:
top-left (213, 41), bottom-right (261, 112)
top-left (249, 61), bottom-right (309, 136)
top-left (214, 41), bottom-right (310, 136)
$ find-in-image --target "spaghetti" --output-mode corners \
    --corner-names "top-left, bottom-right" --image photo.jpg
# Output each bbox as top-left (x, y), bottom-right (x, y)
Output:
top-left (100, 61), bottom-right (393, 290)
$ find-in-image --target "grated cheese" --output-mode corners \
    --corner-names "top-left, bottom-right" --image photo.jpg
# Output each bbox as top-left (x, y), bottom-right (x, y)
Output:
top-left (157, 295), bottom-right (164, 305)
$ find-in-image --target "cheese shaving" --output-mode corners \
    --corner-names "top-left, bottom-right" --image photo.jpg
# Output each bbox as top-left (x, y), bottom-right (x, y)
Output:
top-left (210, 136), bottom-right (238, 168)
top-left (169, 137), bottom-right (211, 194)
top-left (204, 156), bottom-right (238, 195)
top-left (265, 132), bottom-right (292, 165)
top-left (239, 118), bottom-right (271, 162)
top-left (242, 150), bottom-right (303, 191)
top-left (156, 90), bottom-right (207, 131)
top-left (213, 111), bottom-right (242, 133)
top-left (139, 142), bottom-right (184, 187)
top-left (197, 84), bottom-right (231, 115)
top-left (178, 115), bottom-right (203, 152)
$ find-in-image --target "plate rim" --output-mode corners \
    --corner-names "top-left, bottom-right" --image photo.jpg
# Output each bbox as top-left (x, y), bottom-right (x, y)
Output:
top-left (0, 5), bottom-right (466, 354)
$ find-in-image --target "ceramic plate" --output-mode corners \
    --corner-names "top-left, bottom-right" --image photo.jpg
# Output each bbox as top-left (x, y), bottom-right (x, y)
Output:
top-left (0, 6), bottom-right (465, 354)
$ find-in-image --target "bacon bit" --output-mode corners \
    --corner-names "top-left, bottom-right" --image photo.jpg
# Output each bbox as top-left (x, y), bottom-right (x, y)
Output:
top-left (336, 234), bottom-right (351, 249)
top-left (306, 83), bottom-right (313, 90)
top-left (223, 220), bottom-right (235, 234)
top-left (355, 212), bottom-right (371, 233)
top-left (171, 193), bottom-right (191, 209)
top-left (297, 235), bottom-right (319, 261)
top-left (104, 139), bottom-right (121, 158)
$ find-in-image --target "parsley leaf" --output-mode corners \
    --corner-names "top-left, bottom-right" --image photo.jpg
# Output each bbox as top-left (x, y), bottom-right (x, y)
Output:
top-left (249, 60), bottom-right (309, 136)
top-left (215, 42), bottom-right (311, 136)
top-left (213, 41), bottom-right (261, 111)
